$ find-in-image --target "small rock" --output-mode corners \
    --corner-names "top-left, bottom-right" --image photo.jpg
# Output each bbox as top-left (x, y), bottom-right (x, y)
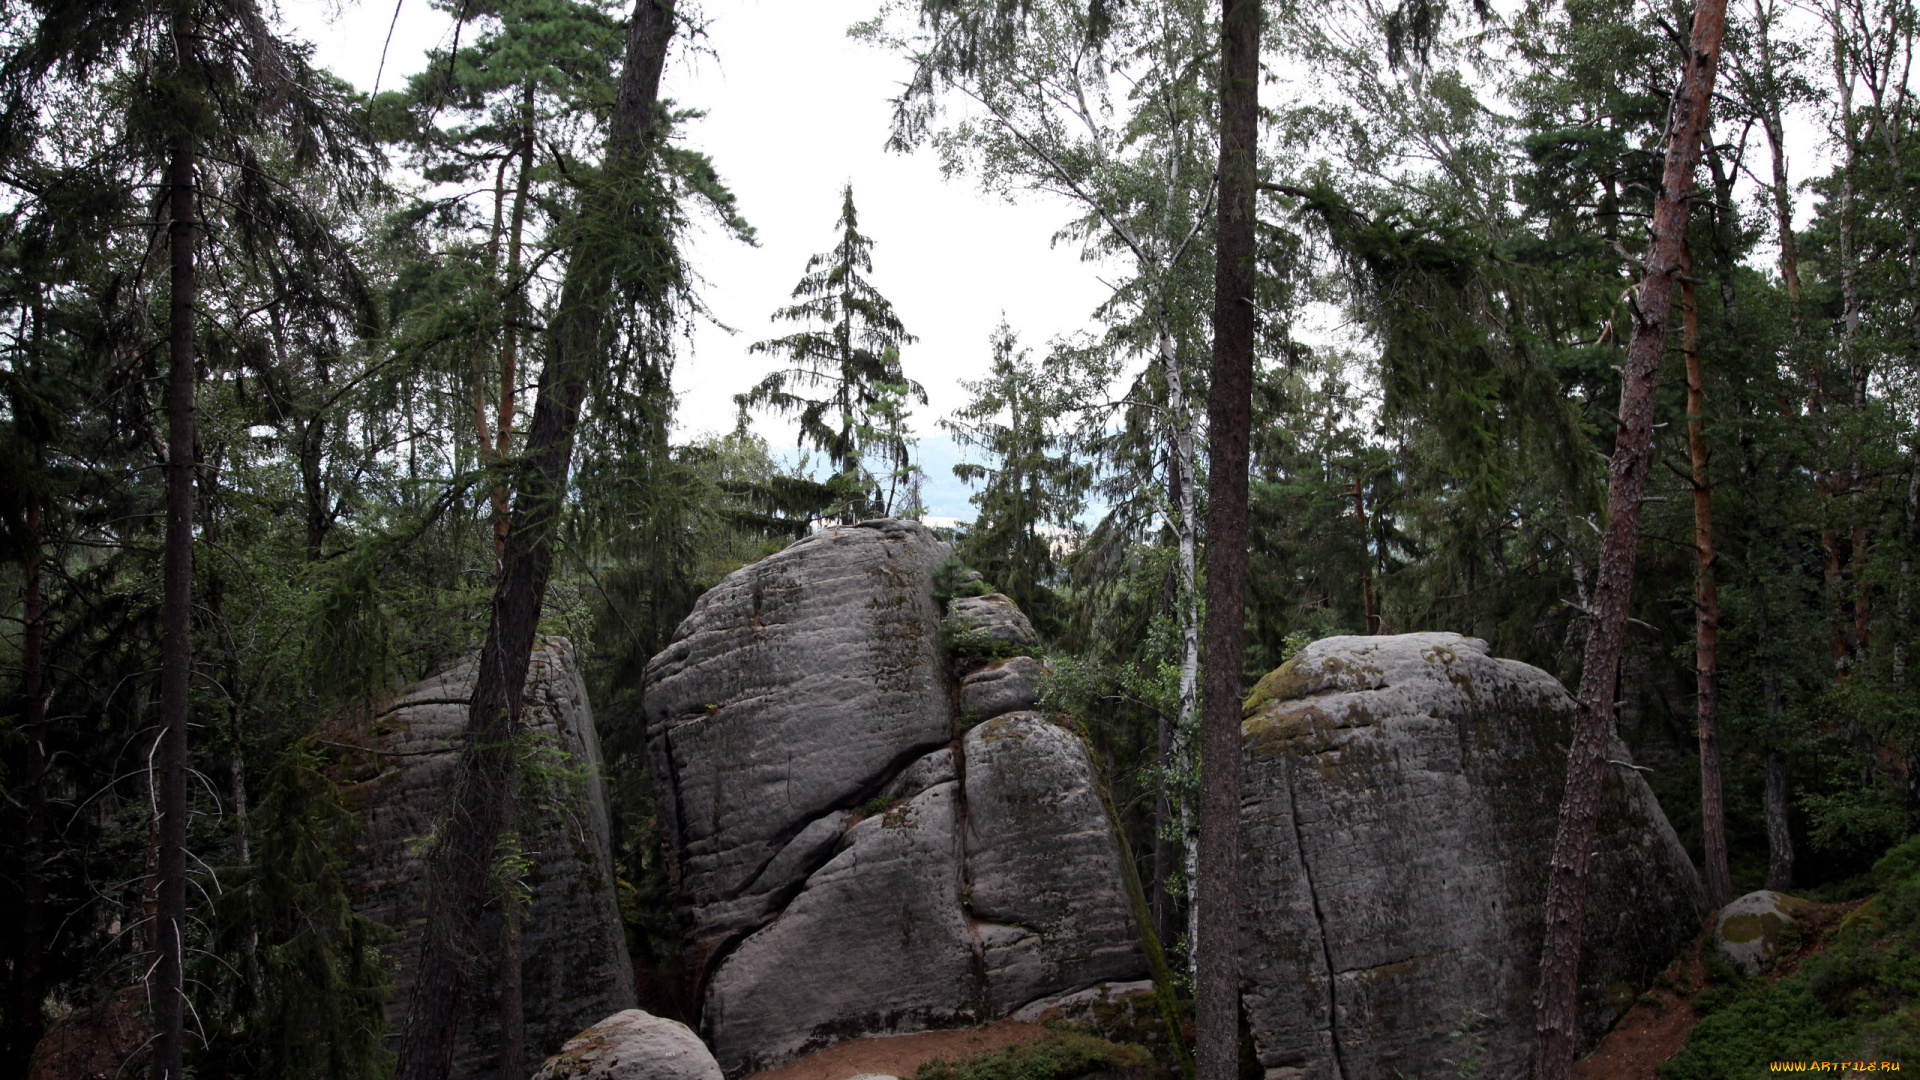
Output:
top-left (1715, 890), bottom-right (1812, 976)
top-left (947, 594), bottom-right (1038, 649)
top-left (533, 1010), bottom-right (723, 1080)
top-left (960, 656), bottom-right (1046, 722)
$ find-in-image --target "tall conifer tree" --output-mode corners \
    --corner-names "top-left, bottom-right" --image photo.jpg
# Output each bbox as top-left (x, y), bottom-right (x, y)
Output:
top-left (739, 184), bottom-right (925, 519)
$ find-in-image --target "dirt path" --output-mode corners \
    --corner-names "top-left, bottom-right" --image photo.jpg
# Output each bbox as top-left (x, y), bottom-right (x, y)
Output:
top-left (1573, 943), bottom-right (1706, 1080)
top-left (742, 1021), bottom-right (1050, 1080)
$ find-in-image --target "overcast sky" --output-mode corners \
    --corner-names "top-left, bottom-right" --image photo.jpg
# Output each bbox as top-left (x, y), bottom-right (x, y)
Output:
top-left (274, 0), bottom-right (1836, 516)
top-left (277, 0), bottom-right (1114, 519)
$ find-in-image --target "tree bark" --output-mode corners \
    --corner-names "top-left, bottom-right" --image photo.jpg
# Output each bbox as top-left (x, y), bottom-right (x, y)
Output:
top-left (1767, 745), bottom-right (1795, 889)
top-left (1533, 0), bottom-right (1727, 1074)
top-left (1160, 328), bottom-right (1202, 973)
top-left (1682, 248), bottom-right (1732, 909)
top-left (497, 805), bottom-right (524, 1080)
top-left (394, 5), bottom-right (675, 1079)
top-left (1197, 2), bottom-right (1258, 1079)
top-left (1152, 708), bottom-right (1177, 948)
top-left (494, 83), bottom-right (537, 568)
top-left (153, 36), bottom-right (200, 1079)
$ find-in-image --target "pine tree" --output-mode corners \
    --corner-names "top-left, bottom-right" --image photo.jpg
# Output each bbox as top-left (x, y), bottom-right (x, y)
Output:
top-left (738, 184), bottom-right (925, 519)
top-left (943, 321), bottom-right (1092, 624)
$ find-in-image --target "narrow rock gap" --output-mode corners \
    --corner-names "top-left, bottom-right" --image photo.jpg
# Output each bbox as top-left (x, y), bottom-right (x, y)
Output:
top-left (1281, 756), bottom-right (1349, 1080)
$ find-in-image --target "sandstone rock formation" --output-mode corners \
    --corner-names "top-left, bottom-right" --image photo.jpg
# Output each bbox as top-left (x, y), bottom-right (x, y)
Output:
top-left (946, 592), bottom-right (1038, 648)
top-left (642, 520), bottom-right (1147, 1076)
top-left (959, 656), bottom-right (1045, 721)
top-left (532, 1010), bottom-right (723, 1080)
top-left (1715, 890), bottom-right (1811, 976)
top-left (335, 639), bottom-right (635, 1080)
top-left (963, 713), bottom-right (1144, 1015)
top-left (643, 519), bottom-right (956, 980)
top-left (1237, 632), bottom-right (1704, 1080)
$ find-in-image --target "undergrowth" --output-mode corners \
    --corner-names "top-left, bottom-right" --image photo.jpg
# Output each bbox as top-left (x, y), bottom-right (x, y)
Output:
top-left (916, 1030), bottom-right (1153, 1080)
top-left (1659, 836), bottom-right (1920, 1077)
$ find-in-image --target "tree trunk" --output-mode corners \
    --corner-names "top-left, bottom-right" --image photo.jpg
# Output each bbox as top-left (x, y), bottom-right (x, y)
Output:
top-left (14, 499), bottom-right (48, 1066)
top-left (1766, 744), bottom-right (1795, 890)
top-left (1351, 476), bottom-right (1377, 634)
top-left (1533, 0), bottom-right (1727, 1074)
top-left (1152, 708), bottom-right (1177, 948)
top-left (1682, 249), bottom-right (1732, 909)
top-left (394, 6), bottom-right (675, 1079)
top-left (153, 62), bottom-right (200, 1080)
top-left (497, 808), bottom-right (524, 1080)
top-left (495, 83), bottom-right (537, 567)
top-left (1197, 2), bottom-right (1258, 1079)
top-left (1159, 328), bottom-right (1202, 970)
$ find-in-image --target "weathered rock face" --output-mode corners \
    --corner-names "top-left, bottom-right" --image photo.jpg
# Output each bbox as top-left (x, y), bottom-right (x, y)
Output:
top-left (643, 520), bottom-right (1148, 1076)
top-left (1715, 890), bottom-right (1811, 976)
top-left (336, 639), bottom-right (635, 1080)
top-left (1238, 633), bottom-right (1704, 1080)
top-left (946, 593), bottom-right (1039, 648)
top-left (643, 519), bottom-right (955, 975)
top-left (964, 713), bottom-right (1145, 1015)
top-left (959, 656), bottom-right (1045, 722)
top-left (533, 1010), bottom-right (723, 1080)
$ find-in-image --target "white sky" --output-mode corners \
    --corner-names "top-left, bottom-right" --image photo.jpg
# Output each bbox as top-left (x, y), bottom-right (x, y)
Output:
top-left (278, 0), bottom-right (1113, 456)
top-left (275, 0), bottom-right (1842, 517)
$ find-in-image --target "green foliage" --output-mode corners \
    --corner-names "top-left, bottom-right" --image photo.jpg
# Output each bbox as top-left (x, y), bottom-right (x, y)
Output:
top-left (940, 614), bottom-right (1027, 660)
top-left (915, 1031), bottom-right (1153, 1080)
top-left (934, 556), bottom-right (995, 603)
top-left (737, 184), bottom-right (926, 519)
top-left (944, 323), bottom-right (1093, 632)
top-left (196, 748), bottom-right (392, 1080)
top-left (1661, 840), bottom-right (1920, 1077)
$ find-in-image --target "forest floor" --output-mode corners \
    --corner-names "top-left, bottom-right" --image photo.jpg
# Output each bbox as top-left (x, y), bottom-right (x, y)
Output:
top-left (1573, 898), bottom-right (1867, 1079)
top-left (743, 1020), bottom-right (1051, 1080)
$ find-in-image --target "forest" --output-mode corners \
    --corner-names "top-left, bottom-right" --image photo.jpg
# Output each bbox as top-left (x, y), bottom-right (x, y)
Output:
top-left (0, 0), bottom-right (1916, 1078)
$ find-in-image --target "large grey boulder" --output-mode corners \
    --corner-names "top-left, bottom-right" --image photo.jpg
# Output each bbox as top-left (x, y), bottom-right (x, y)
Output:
top-left (1238, 633), bottom-right (1704, 1080)
top-left (533, 1010), bottom-right (723, 1080)
top-left (964, 713), bottom-right (1144, 1015)
top-left (643, 520), bottom-right (1147, 1076)
top-left (1715, 890), bottom-right (1812, 976)
top-left (959, 656), bottom-right (1046, 722)
top-left (643, 519), bottom-right (955, 977)
top-left (946, 593), bottom-right (1038, 649)
top-left (336, 639), bottom-right (635, 1080)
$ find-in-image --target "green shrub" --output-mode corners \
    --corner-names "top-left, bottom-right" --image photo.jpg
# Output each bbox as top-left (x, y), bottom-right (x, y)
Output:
top-left (940, 615), bottom-right (1024, 660)
top-left (916, 1031), bottom-right (1152, 1080)
top-left (1661, 850), bottom-right (1920, 1078)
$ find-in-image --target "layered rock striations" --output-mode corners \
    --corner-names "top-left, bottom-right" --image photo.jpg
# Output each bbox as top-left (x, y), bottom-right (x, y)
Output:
top-left (642, 520), bottom-right (1147, 1076)
top-left (335, 639), bottom-right (635, 1080)
top-left (1237, 633), bottom-right (1705, 1080)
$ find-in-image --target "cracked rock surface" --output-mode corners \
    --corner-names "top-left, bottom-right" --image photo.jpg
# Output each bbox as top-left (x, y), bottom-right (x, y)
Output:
top-left (959, 656), bottom-right (1046, 722)
top-left (336, 639), bottom-right (636, 1080)
top-left (643, 520), bottom-right (1146, 1076)
top-left (643, 519), bottom-right (956, 979)
top-left (1238, 632), bottom-right (1704, 1080)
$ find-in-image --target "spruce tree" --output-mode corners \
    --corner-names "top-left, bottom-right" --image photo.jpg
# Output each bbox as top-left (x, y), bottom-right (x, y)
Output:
top-left (738, 184), bottom-right (925, 519)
